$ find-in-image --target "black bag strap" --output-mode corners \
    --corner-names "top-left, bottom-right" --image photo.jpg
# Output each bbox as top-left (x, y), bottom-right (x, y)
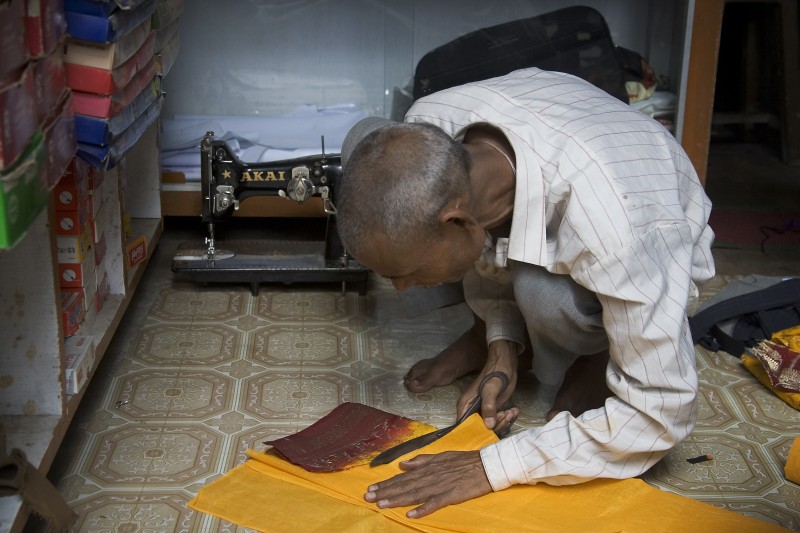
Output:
top-left (689, 278), bottom-right (800, 354)
top-left (703, 324), bottom-right (745, 356)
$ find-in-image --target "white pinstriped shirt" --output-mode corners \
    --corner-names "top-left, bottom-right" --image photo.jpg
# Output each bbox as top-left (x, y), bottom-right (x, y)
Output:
top-left (405, 68), bottom-right (716, 489)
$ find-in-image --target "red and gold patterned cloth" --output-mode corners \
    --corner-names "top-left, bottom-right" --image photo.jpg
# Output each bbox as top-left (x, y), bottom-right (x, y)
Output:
top-left (262, 402), bottom-right (436, 472)
top-left (742, 325), bottom-right (800, 411)
top-left (751, 340), bottom-right (800, 393)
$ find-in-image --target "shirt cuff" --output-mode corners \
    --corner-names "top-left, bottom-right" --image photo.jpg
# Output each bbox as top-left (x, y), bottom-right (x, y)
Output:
top-left (480, 438), bottom-right (529, 491)
top-left (485, 318), bottom-right (527, 354)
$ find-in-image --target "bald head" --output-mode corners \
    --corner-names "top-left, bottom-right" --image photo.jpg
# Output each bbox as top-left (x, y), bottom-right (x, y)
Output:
top-left (337, 121), bottom-right (470, 257)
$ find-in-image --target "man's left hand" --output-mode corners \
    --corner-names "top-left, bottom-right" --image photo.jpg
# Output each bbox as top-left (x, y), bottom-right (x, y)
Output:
top-left (364, 450), bottom-right (492, 518)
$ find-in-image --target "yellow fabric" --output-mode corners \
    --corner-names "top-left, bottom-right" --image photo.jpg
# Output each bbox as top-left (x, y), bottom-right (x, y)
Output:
top-left (189, 414), bottom-right (789, 532)
top-left (625, 81), bottom-right (656, 103)
top-left (772, 325), bottom-right (800, 352)
top-left (787, 437), bottom-right (800, 485)
top-left (742, 353), bottom-right (800, 410)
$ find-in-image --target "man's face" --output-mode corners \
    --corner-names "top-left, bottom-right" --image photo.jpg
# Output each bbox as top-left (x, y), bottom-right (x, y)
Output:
top-left (355, 230), bottom-right (483, 292)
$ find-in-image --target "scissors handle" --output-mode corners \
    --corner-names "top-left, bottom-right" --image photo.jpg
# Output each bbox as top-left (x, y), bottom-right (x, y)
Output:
top-left (455, 370), bottom-right (510, 425)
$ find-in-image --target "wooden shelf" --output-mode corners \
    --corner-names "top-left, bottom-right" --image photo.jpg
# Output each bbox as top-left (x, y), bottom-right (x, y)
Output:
top-left (0, 124), bottom-right (163, 533)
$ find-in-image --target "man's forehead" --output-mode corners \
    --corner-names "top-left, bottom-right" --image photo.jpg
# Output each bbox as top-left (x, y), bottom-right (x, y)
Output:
top-left (359, 234), bottom-right (420, 276)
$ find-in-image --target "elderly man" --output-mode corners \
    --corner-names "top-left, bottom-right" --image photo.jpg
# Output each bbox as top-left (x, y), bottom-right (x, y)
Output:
top-left (336, 67), bottom-right (715, 518)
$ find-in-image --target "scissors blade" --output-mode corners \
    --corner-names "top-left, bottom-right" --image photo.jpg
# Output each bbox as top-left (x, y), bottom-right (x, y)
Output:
top-left (369, 391), bottom-right (485, 467)
top-left (369, 425), bottom-right (453, 467)
top-left (369, 371), bottom-right (509, 467)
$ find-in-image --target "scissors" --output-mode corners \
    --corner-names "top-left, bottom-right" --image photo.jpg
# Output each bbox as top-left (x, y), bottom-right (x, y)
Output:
top-left (370, 370), bottom-right (510, 467)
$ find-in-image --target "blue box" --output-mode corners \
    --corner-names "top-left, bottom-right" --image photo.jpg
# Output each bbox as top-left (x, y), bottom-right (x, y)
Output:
top-left (75, 75), bottom-right (161, 146)
top-left (78, 94), bottom-right (163, 169)
top-left (64, 0), bottom-right (150, 18)
top-left (65, 0), bottom-right (155, 43)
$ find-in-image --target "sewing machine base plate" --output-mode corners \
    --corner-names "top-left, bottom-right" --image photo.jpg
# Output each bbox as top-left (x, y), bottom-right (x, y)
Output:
top-left (172, 239), bottom-right (370, 295)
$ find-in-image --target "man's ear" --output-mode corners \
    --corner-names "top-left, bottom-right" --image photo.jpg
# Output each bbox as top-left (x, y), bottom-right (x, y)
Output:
top-left (438, 204), bottom-right (479, 232)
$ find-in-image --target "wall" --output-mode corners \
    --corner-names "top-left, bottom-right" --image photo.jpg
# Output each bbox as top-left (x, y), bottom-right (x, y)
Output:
top-left (162, 0), bottom-right (687, 120)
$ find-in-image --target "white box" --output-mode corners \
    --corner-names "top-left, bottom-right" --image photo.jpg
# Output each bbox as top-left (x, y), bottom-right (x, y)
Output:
top-left (64, 335), bottom-right (95, 395)
top-left (56, 226), bottom-right (92, 262)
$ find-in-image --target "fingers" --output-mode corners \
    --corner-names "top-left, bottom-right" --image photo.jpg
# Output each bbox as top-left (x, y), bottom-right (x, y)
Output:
top-left (364, 451), bottom-right (491, 519)
top-left (478, 373), bottom-right (506, 428)
top-left (493, 407), bottom-right (519, 437)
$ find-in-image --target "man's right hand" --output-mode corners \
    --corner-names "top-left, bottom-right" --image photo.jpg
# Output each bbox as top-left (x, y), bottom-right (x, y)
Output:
top-left (457, 339), bottom-right (519, 432)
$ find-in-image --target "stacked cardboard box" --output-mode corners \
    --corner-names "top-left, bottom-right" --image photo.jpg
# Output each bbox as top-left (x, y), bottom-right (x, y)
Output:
top-left (64, 0), bottom-right (163, 169)
top-left (152, 0), bottom-right (182, 77)
top-left (55, 159), bottom-right (94, 337)
top-left (57, 158), bottom-right (105, 395)
top-left (54, 157), bottom-right (112, 338)
top-left (0, 0), bottom-right (76, 248)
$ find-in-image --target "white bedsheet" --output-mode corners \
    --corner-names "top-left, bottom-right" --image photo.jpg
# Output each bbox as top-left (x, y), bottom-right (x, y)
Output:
top-left (161, 103), bottom-right (370, 181)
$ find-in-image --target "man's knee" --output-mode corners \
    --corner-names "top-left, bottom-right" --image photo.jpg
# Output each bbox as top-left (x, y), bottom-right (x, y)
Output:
top-left (510, 262), bottom-right (607, 355)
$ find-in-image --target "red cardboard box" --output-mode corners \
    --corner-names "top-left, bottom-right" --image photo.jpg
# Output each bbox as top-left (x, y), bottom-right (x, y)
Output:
top-left (42, 91), bottom-right (76, 189)
top-left (0, 0), bottom-right (28, 81)
top-left (54, 157), bottom-right (90, 210)
top-left (71, 58), bottom-right (156, 119)
top-left (25, 0), bottom-right (66, 58)
top-left (63, 274), bottom-right (97, 313)
top-left (55, 201), bottom-right (90, 235)
top-left (59, 250), bottom-right (95, 288)
top-left (32, 43), bottom-right (67, 126)
top-left (61, 290), bottom-right (85, 337)
top-left (0, 63), bottom-right (38, 171)
top-left (66, 32), bottom-right (155, 95)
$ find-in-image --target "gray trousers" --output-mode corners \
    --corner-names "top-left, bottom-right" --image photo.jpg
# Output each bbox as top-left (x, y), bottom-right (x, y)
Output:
top-left (509, 260), bottom-right (608, 385)
top-left (399, 261), bottom-right (609, 386)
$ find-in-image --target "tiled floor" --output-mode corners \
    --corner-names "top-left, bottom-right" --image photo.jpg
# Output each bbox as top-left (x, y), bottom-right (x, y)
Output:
top-left (35, 142), bottom-right (800, 532)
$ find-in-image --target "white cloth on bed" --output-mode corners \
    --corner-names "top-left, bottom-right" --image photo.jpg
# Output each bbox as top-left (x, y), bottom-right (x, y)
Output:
top-left (160, 104), bottom-right (370, 181)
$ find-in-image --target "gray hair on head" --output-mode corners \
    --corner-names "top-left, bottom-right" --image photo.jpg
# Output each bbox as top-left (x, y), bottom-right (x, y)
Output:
top-left (336, 120), bottom-right (470, 257)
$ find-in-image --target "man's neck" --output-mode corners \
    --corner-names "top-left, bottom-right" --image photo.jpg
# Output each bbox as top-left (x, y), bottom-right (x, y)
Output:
top-left (462, 127), bottom-right (516, 230)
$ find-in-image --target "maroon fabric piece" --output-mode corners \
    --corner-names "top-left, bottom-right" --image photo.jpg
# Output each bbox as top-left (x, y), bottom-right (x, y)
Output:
top-left (263, 402), bottom-right (426, 472)
top-left (752, 340), bottom-right (800, 393)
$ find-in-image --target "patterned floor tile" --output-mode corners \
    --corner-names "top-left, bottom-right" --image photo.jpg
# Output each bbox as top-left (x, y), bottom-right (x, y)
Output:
top-left (131, 324), bottom-right (242, 366)
top-left (255, 290), bottom-right (352, 321)
top-left (150, 288), bottom-right (248, 322)
top-left (241, 371), bottom-right (357, 420)
top-left (44, 229), bottom-right (800, 532)
top-left (694, 380), bottom-right (738, 429)
top-left (247, 324), bottom-right (356, 367)
top-left (114, 370), bottom-right (232, 419)
top-left (69, 492), bottom-right (199, 533)
top-left (646, 434), bottom-right (778, 494)
top-left (86, 424), bottom-right (222, 486)
top-left (733, 381), bottom-right (800, 430)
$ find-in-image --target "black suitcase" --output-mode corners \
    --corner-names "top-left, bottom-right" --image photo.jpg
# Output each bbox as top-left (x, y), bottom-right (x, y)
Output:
top-left (412, 6), bottom-right (629, 104)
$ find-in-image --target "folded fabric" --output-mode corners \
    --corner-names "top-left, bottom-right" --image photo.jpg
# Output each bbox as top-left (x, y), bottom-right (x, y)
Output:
top-left (742, 354), bottom-right (800, 411)
top-left (751, 340), bottom-right (800, 392)
top-left (189, 414), bottom-right (788, 532)
top-left (787, 437), bottom-right (800, 484)
top-left (772, 325), bottom-right (800, 353)
top-left (263, 402), bottom-right (436, 472)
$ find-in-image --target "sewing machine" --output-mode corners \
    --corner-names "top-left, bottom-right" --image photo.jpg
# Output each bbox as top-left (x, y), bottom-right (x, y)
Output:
top-left (171, 131), bottom-right (370, 295)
